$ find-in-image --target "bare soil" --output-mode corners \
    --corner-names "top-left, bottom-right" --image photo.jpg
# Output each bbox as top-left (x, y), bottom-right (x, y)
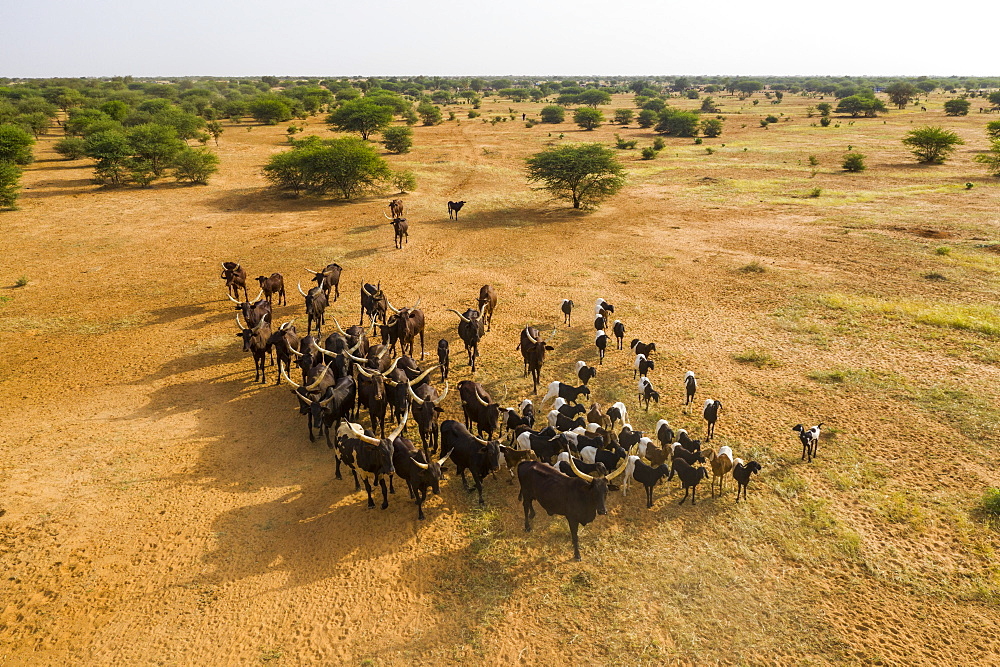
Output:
top-left (2, 92), bottom-right (1000, 665)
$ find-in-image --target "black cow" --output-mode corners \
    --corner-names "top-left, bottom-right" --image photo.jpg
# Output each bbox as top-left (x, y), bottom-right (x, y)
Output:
top-left (235, 313), bottom-right (271, 383)
top-left (447, 200), bottom-right (466, 220)
top-left (515, 429), bottom-right (564, 464)
top-left (387, 216), bottom-right (408, 249)
top-left (703, 399), bottom-right (722, 440)
top-left (221, 261), bottom-right (248, 301)
top-left (671, 458), bottom-right (710, 505)
top-left (285, 363), bottom-right (336, 442)
top-left (627, 457), bottom-right (672, 509)
top-left (406, 368), bottom-right (446, 452)
top-left (440, 420), bottom-right (501, 505)
top-left (339, 410), bottom-right (408, 509)
top-left (387, 300), bottom-right (425, 358)
top-left (230, 291), bottom-right (271, 328)
top-left (560, 299), bottom-right (574, 326)
top-left (448, 308), bottom-right (485, 372)
top-left (612, 320), bottom-right (626, 350)
top-left (457, 380), bottom-right (501, 439)
top-left (391, 436), bottom-right (450, 520)
top-left (518, 455), bottom-right (622, 561)
top-left (267, 320), bottom-right (300, 385)
top-left (437, 339), bottom-right (450, 381)
top-left (360, 282), bottom-right (389, 329)
top-left (297, 281), bottom-right (328, 335)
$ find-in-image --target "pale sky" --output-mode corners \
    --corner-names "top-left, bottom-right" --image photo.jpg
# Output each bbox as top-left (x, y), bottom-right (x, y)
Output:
top-left (4, 0), bottom-right (998, 78)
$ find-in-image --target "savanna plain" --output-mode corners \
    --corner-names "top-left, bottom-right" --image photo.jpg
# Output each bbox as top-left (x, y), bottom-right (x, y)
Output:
top-left (2, 88), bottom-right (1000, 665)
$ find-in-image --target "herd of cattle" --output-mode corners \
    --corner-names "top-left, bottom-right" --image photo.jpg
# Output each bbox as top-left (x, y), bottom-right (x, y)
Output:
top-left (219, 252), bottom-right (806, 561)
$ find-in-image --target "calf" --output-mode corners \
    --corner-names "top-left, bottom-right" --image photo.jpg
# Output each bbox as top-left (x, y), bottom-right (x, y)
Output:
top-left (684, 371), bottom-right (697, 408)
top-left (670, 458), bottom-right (710, 505)
top-left (220, 261), bottom-right (248, 301)
top-left (703, 399), bottom-right (722, 440)
top-left (447, 200), bottom-right (466, 220)
top-left (626, 456), bottom-right (671, 508)
top-left (386, 214), bottom-right (408, 249)
top-left (612, 320), bottom-right (626, 350)
top-left (541, 381), bottom-right (591, 406)
top-left (630, 339), bottom-right (656, 358)
top-left (499, 445), bottom-right (537, 482)
top-left (255, 272), bottom-right (286, 306)
top-left (793, 423), bottom-right (823, 462)
top-left (733, 459), bottom-right (762, 502)
top-left (560, 298), bottom-right (574, 326)
top-left (437, 339), bottom-right (450, 381)
top-left (595, 330), bottom-right (608, 364)
top-left (575, 360), bottom-right (597, 385)
top-left (440, 419), bottom-right (501, 505)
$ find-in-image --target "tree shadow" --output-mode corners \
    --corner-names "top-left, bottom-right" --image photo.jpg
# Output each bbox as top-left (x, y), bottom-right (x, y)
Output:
top-left (203, 188), bottom-right (386, 215)
top-left (424, 206), bottom-right (580, 230)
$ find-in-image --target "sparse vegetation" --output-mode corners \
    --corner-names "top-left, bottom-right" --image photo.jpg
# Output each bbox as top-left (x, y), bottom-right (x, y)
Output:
top-left (732, 349), bottom-right (779, 368)
top-left (902, 126), bottom-right (964, 164)
top-left (842, 152), bottom-right (866, 172)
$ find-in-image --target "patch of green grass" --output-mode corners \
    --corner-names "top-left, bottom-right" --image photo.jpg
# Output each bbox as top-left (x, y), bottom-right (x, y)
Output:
top-left (821, 293), bottom-right (1000, 338)
top-left (880, 491), bottom-right (928, 531)
top-left (259, 646), bottom-right (283, 663)
top-left (935, 245), bottom-right (952, 256)
top-left (980, 488), bottom-right (1000, 520)
top-left (732, 349), bottom-right (779, 368)
top-left (738, 261), bottom-right (767, 274)
top-left (913, 385), bottom-right (1000, 446)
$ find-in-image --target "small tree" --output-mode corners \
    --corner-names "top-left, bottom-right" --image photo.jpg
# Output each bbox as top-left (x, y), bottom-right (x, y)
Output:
top-left (655, 110), bottom-right (699, 137)
top-left (816, 102), bottom-right (832, 116)
top-left (0, 161), bottom-right (21, 209)
top-left (327, 98), bottom-right (393, 140)
top-left (206, 121), bottom-right (224, 145)
top-left (248, 96), bottom-right (293, 125)
top-left (613, 108), bottom-right (634, 125)
top-left (902, 126), bottom-right (964, 164)
top-left (987, 120), bottom-right (1000, 140)
top-left (391, 169), bottom-right (417, 193)
top-left (525, 143), bottom-right (625, 209)
top-left (84, 129), bottom-right (133, 185)
top-left (700, 117), bottom-right (724, 137)
top-left (700, 97), bottom-right (718, 113)
top-left (989, 91), bottom-right (1000, 107)
top-left (0, 124), bottom-right (35, 165)
top-left (573, 107), bottom-right (604, 131)
top-left (172, 147), bottom-right (219, 184)
top-left (127, 124), bottom-right (184, 177)
top-left (382, 126), bottom-right (413, 154)
top-left (263, 136), bottom-right (391, 199)
top-left (416, 102), bottom-right (442, 126)
top-left (636, 109), bottom-right (658, 128)
top-left (943, 98), bottom-right (970, 116)
top-left (540, 105), bottom-right (565, 123)
top-left (576, 89), bottom-right (612, 107)
top-left (54, 137), bottom-right (87, 159)
top-left (842, 152), bottom-right (866, 172)
top-left (885, 82), bottom-right (918, 109)
top-left (835, 95), bottom-right (887, 118)
top-left (974, 139), bottom-right (1000, 176)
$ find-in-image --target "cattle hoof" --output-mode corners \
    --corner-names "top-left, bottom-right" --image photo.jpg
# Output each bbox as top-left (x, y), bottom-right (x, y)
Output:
top-left (381, 503), bottom-right (389, 510)
top-left (335, 474), bottom-right (342, 480)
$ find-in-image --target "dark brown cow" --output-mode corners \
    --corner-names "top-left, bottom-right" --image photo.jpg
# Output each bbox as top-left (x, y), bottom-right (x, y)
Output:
top-left (360, 282), bottom-right (389, 329)
top-left (407, 371), bottom-right (448, 453)
top-left (447, 200), bottom-right (466, 220)
top-left (448, 308), bottom-right (485, 372)
top-left (386, 297), bottom-right (425, 358)
top-left (304, 263), bottom-right (343, 302)
top-left (516, 326), bottom-right (556, 394)
top-left (255, 273), bottom-right (286, 306)
top-left (389, 198), bottom-right (404, 218)
top-left (235, 313), bottom-right (271, 383)
top-left (457, 380), bottom-right (501, 439)
top-left (221, 261), bottom-right (248, 301)
top-left (384, 212), bottom-right (408, 249)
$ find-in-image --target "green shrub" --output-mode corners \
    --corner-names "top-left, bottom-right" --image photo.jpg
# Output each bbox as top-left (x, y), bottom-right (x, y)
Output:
top-left (700, 117), bottom-right (723, 137)
top-left (636, 109), bottom-right (658, 128)
top-left (540, 105), bottom-right (565, 123)
top-left (54, 137), bottom-right (87, 159)
top-left (391, 169), bottom-right (416, 193)
top-left (808, 155), bottom-right (819, 166)
top-left (974, 139), bottom-right (1000, 176)
top-left (842, 152), bottom-right (866, 172)
top-left (613, 108), bottom-right (634, 125)
top-left (987, 121), bottom-right (1000, 140)
top-left (573, 107), bottom-right (604, 130)
top-left (943, 98), bottom-right (970, 116)
top-left (935, 245), bottom-right (951, 255)
top-left (641, 146), bottom-right (657, 160)
top-left (468, 110), bottom-right (481, 119)
top-left (655, 109), bottom-right (699, 136)
top-left (614, 134), bottom-right (637, 150)
top-left (0, 162), bottom-right (22, 209)
top-left (0, 123), bottom-right (35, 165)
top-left (979, 488), bottom-right (1000, 519)
top-left (381, 126), bottom-right (413, 154)
top-left (732, 349), bottom-right (779, 368)
top-left (172, 147), bottom-right (219, 185)
top-left (416, 102), bottom-right (442, 126)
top-left (765, 114), bottom-right (779, 124)
top-left (15, 275), bottom-right (28, 287)
top-left (903, 126), bottom-right (964, 164)
top-left (652, 138), bottom-right (665, 151)
top-left (820, 116), bottom-right (832, 127)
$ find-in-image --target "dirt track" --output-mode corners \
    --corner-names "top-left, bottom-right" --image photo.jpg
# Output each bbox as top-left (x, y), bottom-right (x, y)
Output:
top-left (2, 94), bottom-right (1000, 665)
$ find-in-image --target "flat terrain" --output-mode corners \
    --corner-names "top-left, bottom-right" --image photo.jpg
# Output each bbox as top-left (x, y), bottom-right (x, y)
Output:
top-left (2, 92), bottom-right (1000, 665)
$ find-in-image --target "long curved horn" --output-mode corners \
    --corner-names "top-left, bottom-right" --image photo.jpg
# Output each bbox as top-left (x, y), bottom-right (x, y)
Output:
top-left (606, 456), bottom-right (630, 480)
top-left (407, 383), bottom-right (426, 405)
top-left (316, 344), bottom-right (337, 357)
top-left (475, 390), bottom-right (489, 407)
top-left (221, 262), bottom-right (228, 271)
top-left (437, 449), bottom-right (453, 466)
top-left (253, 289), bottom-right (263, 302)
top-left (347, 340), bottom-right (362, 354)
top-left (252, 317), bottom-right (267, 332)
top-left (354, 365), bottom-right (374, 378)
top-left (385, 298), bottom-right (400, 313)
top-left (287, 345), bottom-right (304, 357)
top-left (280, 369), bottom-right (301, 389)
top-left (473, 434), bottom-right (491, 445)
top-left (346, 422), bottom-right (381, 446)
top-left (412, 296), bottom-right (421, 310)
top-left (387, 406), bottom-right (409, 441)
top-left (304, 365), bottom-right (330, 391)
top-left (236, 312), bottom-right (247, 330)
top-left (228, 292), bottom-right (240, 304)
top-left (435, 381), bottom-right (449, 404)
top-left (297, 282), bottom-right (308, 297)
top-left (279, 319), bottom-right (296, 331)
top-left (383, 357), bottom-right (399, 375)
top-left (319, 391), bottom-right (336, 407)
top-left (447, 309), bottom-right (471, 323)
top-left (566, 454), bottom-right (594, 482)
top-left (331, 316), bottom-right (348, 336)
top-left (362, 283), bottom-right (376, 296)
top-left (234, 263), bottom-right (240, 271)
top-left (304, 267), bottom-right (322, 275)
top-left (411, 457), bottom-right (430, 470)
top-left (408, 365), bottom-right (439, 386)
top-left (384, 210), bottom-right (393, 220)
top-left (346, 351), bottom-right (368, 364)
top-left (524, 326), bottom-right (537, 344)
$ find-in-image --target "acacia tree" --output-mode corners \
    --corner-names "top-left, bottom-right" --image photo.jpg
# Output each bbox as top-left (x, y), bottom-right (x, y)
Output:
top-left (0, 124), bottom-right (35, 165)
top-left (263, 136), bottom-right (391, 198)
top-left (540, 105), bottom-right (565, 123)
top-left (902, 126), bottom-right (964, 164)
top-left (327, 98), bottom-right (393, 139)
top-left (943, 98), bottom-right (970, 116)
top-left (974, 139), bottom-right (1000, 176)
top-left (573, 107), bottom-right (603, 130)
top-left (885, 82), bottom-right (917, 109)
top-left (525, 143), bottom-right (625, 209)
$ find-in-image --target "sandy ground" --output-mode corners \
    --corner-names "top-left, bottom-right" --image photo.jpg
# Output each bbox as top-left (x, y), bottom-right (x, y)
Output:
top-left (2, 92), bottom-right (1000, 665)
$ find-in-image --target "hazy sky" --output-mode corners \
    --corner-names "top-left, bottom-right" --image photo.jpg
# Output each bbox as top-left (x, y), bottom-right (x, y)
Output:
top-left (4, 0), bottom-right (998, 78)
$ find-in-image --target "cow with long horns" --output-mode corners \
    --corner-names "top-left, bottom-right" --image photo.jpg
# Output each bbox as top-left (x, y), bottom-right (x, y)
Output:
top-left (338, 409), bottom-right (409, 510)
top-left (282, 368), bottom-right (356, 453)
top-left (221, 261), bottom-right (248, 301)
top-left (303, 263), bottom-right (342, 302)
top-left (353, 356), bottom-right (400, 437)
top-left (440, 419), bottom-right (501, 505)
top-left (516, 325), bottom-right (557, 394)
top-left (235, 313), bottom-right (271, 383)
top-left (229, 290), bottom-right (271, 328)
top-left (448, 307), bottom-right (485, 373)
top-left (360, 282), bottom-right (389, 330)
top-left (517, 453), bottom-right (628, 561)
top-left (266, 320), bottom-right (300, 385)
top-left (457, 380), bottom-right (501, 440)
top-left (391, 436), bottom-right (451, 520)
top-left (386, 296), bottom-right (426, 359)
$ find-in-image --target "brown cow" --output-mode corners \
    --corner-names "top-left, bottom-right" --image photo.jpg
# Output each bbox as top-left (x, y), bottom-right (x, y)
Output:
top-left (477, 285), bottom-right (498, 332)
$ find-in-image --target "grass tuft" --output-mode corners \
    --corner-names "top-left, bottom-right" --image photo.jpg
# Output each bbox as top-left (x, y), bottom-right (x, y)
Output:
top-left (732, 349), bottom-right (779, 368)
top-left (15, 275), bottom-right (27, 287)
top-left (979, 488), bottom-right (1000, 520)
top-left (738, 261), bottom-right (767, 274)
top-left (821, 293), bottom-right (1000, 338)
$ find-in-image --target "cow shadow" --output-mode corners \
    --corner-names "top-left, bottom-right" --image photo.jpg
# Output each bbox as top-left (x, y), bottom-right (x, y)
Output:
top-left (424, 206), bottom-right (577, 230)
